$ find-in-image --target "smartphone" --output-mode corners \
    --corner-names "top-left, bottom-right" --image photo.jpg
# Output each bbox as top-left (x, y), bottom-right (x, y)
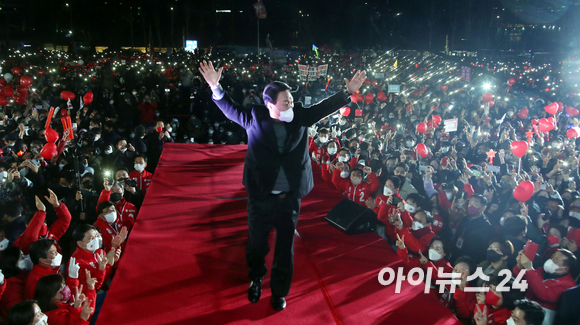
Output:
top-left (31, 159), bottom-right (40, 166)
top-left (419, 165), bottom-right (428, 172)
top-left (541, 185), bottom-right (546, 190)
top-left (472, 170), bottom-right (482, 177)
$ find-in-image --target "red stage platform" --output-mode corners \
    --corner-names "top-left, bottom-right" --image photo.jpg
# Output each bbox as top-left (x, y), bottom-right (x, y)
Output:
top-left (95, 144), bottom-right (460, 325)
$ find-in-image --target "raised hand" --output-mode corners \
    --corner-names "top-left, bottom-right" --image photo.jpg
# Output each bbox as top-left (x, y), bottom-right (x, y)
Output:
top-left (395, 234), bottom-right (406, 250)
top-left (418, 250), bottom-right (428, 265)
top-left (80, 299), bottom-right (95, 321)
top-left (73, 284), bottom-right (85, 308)
top-left (344, 70), bottom-right (367, 94)
top-left (103, 178), bottom-right (112, 192)
top-left (106, 248), bottom-right (116, 266)
top-left (365, 197), bottom-right (377, 209)
top-left (68, 257), bottom-right (80, 279)
top-left (309, 125), bottom-right (318, 138)
top-left (44, 189), bottom-right (60, 208)
top-left (363, 166), bottom-right (372, 174)
top-left (198, 60), bottom-right (223, 89)
top-left (96, 252), bottom-right (108, 271)
top-left (85, 269), bottom-right (97, 290)
top-left (35, 196), bottom-right (46, 212)
top-left (474, 305), bottom-right (488, 325)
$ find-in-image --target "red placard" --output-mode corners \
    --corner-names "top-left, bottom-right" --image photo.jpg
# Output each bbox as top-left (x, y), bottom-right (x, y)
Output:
top-left (355, 109), bottom-right (363, 117)
top-left (523, 240), bottom-right (539, 262)
top-left (566, 227), bottom-right (580, 245)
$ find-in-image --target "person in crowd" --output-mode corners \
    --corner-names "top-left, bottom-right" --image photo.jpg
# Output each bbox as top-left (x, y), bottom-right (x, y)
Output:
top-left (34, 273), bottom-right (94, 324)
top-left (473, 276), bottom-right (526, 325)
top-left (129, 155), bottom-right (153, 195)
top-left (331, 162), bottom-right (380, 206)
top-left (393, 163), bottom-right (418, 199)
top-left (6, 300), bottom-right (48, 325)
top-left (452, 194), bottom-right (493, 264)
top-left (25, 239), bottom-right (62, 300)
top-left (0, 247), bottom-right (27, 318)
top-left (556, 284), bottom-right (580, 325)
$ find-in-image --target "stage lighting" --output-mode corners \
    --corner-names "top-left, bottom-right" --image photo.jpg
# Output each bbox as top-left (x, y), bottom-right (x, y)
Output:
top-left (483, 83), bottom-right (491, 90)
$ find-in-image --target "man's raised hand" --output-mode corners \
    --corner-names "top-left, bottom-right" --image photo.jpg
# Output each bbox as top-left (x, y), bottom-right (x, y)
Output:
top-left (344, 70), bottom-right (367, 95)
top-left (198, 61), bottom-right (223, 89)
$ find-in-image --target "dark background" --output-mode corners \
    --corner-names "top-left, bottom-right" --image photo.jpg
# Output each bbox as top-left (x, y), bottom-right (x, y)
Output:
top-left (5, 0), bottom-right (580, 52)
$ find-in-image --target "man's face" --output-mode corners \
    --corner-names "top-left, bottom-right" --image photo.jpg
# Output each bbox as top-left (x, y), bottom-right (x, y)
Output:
top-left (269, 90), bottom-right (293, 117)
top-left (155, 121), bottom-right (164, 129)
top-left (550, 251), bottom-right (568, 274)
top-left (468, 197), bottom-right (484, 210)
top-left (115, 170), bottom-right (129, 180)
top-left (350, 171), bottom-right (362, 183)
top-left (111, 184), bottom-right (124, 195)
top-left (414, 211), bottom-right (428, 226)
top-left (386, 159), bottom-right (396, 168)
top-left (452, 262), bottom-right (469, 277)
top-left (327, 142), bottom-right (337, 151)
top-left (135, 157), bottom-right (146, 166)
top-left (394, 167), bottom-right (406, 177)
top-left (101, 204), bottom-right (115, 216)
top-left (117, 140), bottom-right (127, 150)
top-left (509, 307), bottom-right (527, 325)
top-left (385, 179), bottom-right (397, 193)
top-left (79, 229), bottom-right (99, 249)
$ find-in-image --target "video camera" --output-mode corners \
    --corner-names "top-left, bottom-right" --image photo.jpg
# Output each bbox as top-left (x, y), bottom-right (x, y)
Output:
top-left (118, 177), bottom-right (137, 188)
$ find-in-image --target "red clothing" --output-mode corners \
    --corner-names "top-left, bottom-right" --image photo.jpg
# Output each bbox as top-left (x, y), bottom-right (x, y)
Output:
top-left (0, 273), bottom-right (26, 318)
top-left (371, 193), bottom-right (402, 215)
top-left (396, 226), bottom-right (436, 254)
top-left (331, 169), bottom-right (380, 206)
top-left (512, 266), bottom-right (576, 310)
top-left (46, 303), bottom-right (90, 325)
top-left (474, 304), bottom-right (512, 325)
top-left (137, 101), bottom-right (158, 124)
top-left (378, 205), bottom-right (413, 242)
top-left (97, 190), bottom-right (137, 232)
top-left (25, 264), bottom-right (60, 299)
top-left (321, 163), bottom-right (333, 183)
top-left (129, 169), bottom-right (153, 194)
top-left (453, 286), bottom-right (477, 321)
top-left (66, 248), bottom-right (111, 313)
top-left (14, 204), bottom-right (72, 255)
top-left (308, 139), bottom-right (326, 162)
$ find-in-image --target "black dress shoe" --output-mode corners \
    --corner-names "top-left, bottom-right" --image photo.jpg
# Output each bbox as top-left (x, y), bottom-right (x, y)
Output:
top-left (248, 278), bottom-right (263, 303)
top-left (271, 295), bottom-right (286, 311)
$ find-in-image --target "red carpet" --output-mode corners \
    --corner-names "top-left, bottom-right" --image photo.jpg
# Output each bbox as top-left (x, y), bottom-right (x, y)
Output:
top-left (96, 144), bottom-right (460, 325)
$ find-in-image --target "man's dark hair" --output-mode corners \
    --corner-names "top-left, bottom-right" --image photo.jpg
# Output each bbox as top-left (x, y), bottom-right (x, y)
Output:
top-left (514, 299), bottom-right (545, 325)
top-left (350, 168), bottom-right (363, 177)
top-left (386, 176), bottom-right (401, 189)
top-left (470, 194), bottom-right (488, 207)
top-left (455, 256), bottom-right (477, 279)
top-left (29, 239), bottom-right (56, 265)
top-left (489, 237), bottom-right (514, 256)
top-left (135, 125), bottom-right (147, 138)
top-left (421, 210), bottom-right (434, 225)
top-left (96, 201), bottom-right (115, 215)
top-left (0, 246), bottom-right (23, 278)
top-left (116, 138), bottom-right (128, 146)
top-left (90, 118), bottom-right (102, 126)
top-left (338, 148), bottom-right (349, 155)
top-left (318, 128), bottom-right (329, 135)
top-left (6, 300), bottom-right (37, 325)
top-left (548, 224), bottom-right (568, 239)
top-left (136, 155), bottom-right (148, 163)
top-left (263, 81), bottom-right (291, 107)
top-left (72, 224), bottom-right (99, 243)
top-left (428, 236), bottom-right (449, 257)
top-left (557, 248), bottom-right (577, 271)
top-left (34, 274), bottom-right (64, 313)
top-left (2, 199), bottom-right (23, 219)
top-left (103, 120), bottom-right (115, 130)
top-left (115, 167), bottom-right (130, 176)
top-left (395, 162), bottom-right (409, 172)
top-left (504, 217), bottom-right (527, 237)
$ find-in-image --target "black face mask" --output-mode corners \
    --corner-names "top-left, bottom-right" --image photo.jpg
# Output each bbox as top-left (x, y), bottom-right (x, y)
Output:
top-left (486, 250), bottom-right (504, 263)
top-left (110, 192), bottom-right (123, 202)
top-left (82, 180), bottom-right (94, 189)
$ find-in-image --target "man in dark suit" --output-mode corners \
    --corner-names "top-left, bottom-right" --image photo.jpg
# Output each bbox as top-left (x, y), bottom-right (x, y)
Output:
top-left (199, 60), bottom-right (366, 311)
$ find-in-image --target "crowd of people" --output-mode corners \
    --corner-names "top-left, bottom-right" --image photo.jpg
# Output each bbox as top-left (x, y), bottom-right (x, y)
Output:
top-left (0, 46), bottom-right (579, 325)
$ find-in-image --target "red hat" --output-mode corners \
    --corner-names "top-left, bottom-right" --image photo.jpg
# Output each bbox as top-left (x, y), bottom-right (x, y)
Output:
top-left (432, 214), bottom-right (444, 233)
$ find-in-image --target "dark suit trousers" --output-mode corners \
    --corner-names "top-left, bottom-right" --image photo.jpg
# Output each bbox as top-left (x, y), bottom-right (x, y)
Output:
top-left (246, 193), bottom-right (300, 297)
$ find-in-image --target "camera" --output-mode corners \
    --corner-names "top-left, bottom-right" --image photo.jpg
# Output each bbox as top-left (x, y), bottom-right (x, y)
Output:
top-left (119, 177), bottom-right (137, 188)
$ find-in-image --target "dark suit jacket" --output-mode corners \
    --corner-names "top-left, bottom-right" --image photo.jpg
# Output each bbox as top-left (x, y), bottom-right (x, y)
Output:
top-left (556, 285), bottom-right (580, 325)
top-left (213, 90), bottom-right (350, 199)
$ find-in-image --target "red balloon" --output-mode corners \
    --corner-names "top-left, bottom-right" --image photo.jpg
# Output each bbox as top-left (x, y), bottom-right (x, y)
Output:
top-left (350, 93), bottom-right (359, 103)
top-left (567, 127), bottom-right (580, 139)
top-left (223, 64), bottom-right (229, 70)
top-left (339, 107), bottom-right (350, 116)
top-left (14, 96), bottom-right (26, 105)
top-left (0, 97), bottom-right (8, 106)
top-left (413, 91), bottom-right (419, 97)
top-left (513, 181), bottom-right (534, 202)
top-left (363, 79), bottom-right (370, 85)
top-left (440, 85), bottom-right (448, 92)
top-left (417, 122), bottom-right (427, 133)
top-left (11, 66), bottom-right (21, 75)
top-left (421, 87), bottom-right (427, 92)
top-left (443, 103), bottom-right (449, 108)
top-left (508, 78), bottom-right (516, 85)
top-left (61, 91), bottom-right (75, 101)
top-left (427, 120), bottom-right (436, 128)
top-left (4, 89), bottom-right (14, 97)
top-left (538, 118), bottom-right (554, 132)
top-left (557, 102), bottom-right (564, 113)
top-left (60, 109), bottom-right (68, 117)
top-left (20, 76), bottom-right (33, 87)
top-left (489, 101), bottom-right (495, 108)
top-left (0, 78), bottom-right (6, 86)
top-left (40, 143), bottom-right (58, 160)
top-left (45, 128), bottom-right (59, 143)
top-left (364, 92), bottom-right (374, 104)
top-left (566, 106), bottom-right (579, 116)
top-left (432, 115), bottom-right (442, 124)
top-left (510, 140), bottom-right (528, 158)
top-left (371, 79), bottom-right (377, 86)
top-left (518, 108), bottom-right (529, 119)
top-left (547, 116), bottom-right (555, 125)
top-left (545, 103), bottom-right (558, 115)
top-left (250, 65), bottom-right (257, 71)
top-left (531, 118), bottom-right (539, 125)
top-left (16, 86), bottom-right (28, 94)
top-left (482, 92), bottom-right (494, 103)
top-left (83, 92), bottom-right (94, 104)
top-left (91, 76), bottom-right (97, 82)
top-left (37, 70), bottom-right (46, 76)
top-left (377, 91), bottom-right (387, 102)
top-left (416, 143), bottom-right (429, 158)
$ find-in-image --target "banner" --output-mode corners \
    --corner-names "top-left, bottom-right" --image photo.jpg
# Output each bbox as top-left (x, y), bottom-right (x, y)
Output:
top-left (299, 64), bottom-right (329, 82)
top-left (444, 118), bottom-right (458, 132)
top-left (461, 66), bottom-right (471, 82)
top-left (388, 85), bottom-right (401, 93)
top-left (253, 0), bottom-right (267, 19)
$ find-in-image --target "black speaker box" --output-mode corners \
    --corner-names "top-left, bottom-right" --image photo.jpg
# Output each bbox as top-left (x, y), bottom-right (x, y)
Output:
top-left (325, 198), bottom-right (377, 235)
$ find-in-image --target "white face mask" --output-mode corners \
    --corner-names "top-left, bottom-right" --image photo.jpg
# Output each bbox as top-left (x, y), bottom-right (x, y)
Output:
top-left (58, 163), bottom-right (66, 170)
top-left (19, 255), bottom-right (33, 271)
top-left (105, 149), bottom-right (113, 155)
top-left (35, 314), bottom-right (48, 325)
top-left (429, 249), bottom-right (443, 261)
top-left (339, 120), bottom-right (346, 126)
top-left (405, 203), bottom-right (416, 213)
top-left (338, 156), bottom-right (348, 163)
top-left (506, 317), bottom-right (516, 325)
top-left (51, 253), bottom-right (63, 267)
top-left (327, 147), bottom-right (337, 155)
top-left (340, 171), bottom-right (349, 179)
top-left (500, 217), bottom-right (506, 226)
top-left (86, 237), bottom-right (101, 252)
top-left (383, 187), bottom-right (393, 196)
top-left (351, 177), bottom-right (362, 186)
top-left (446, 192), bottom-right (453, 201)
top-left (319, 136), bottom-right (328, 143)
top-left (543, 259), bottom-right (560, 274)
top-left (17, 258), bottom-right (27, 270)
top-left (134, 163), bottom-right (145, 172)
top-left (119, 148), bottom-right (127, 153)
top-left (104, 211), bottom-right (117, 224)
top-left (569, 211), bottom-right (580, 220)
top-left (411, 221), bottom-right (424, 231)
top-left (278, 107), bottom-right (294, 123)
top-left (0, 238), bottom-right (9, 251)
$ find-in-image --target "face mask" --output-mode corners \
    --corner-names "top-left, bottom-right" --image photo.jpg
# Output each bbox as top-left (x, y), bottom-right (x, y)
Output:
top-left (411, 221), bottom-right (424, 231)
top-left (485, 289), bottom-right (501, 306)
top-left (387, 166), bottom-right (395, 173)
top-left (227, 131), bottom-right (233, 136)
top-left (51, 253), bottom-right (63, 268)
top-left (406, 141), bottom-right (413, 148)
top-left (130, 133), bottom-right (135, 138)
top-left (569, 211), bottom-right (580, 220)
top-left (340, 171), bottom-right (349, 178)
top-left (278, 107), bottom-right (294, 123)
top-left (405, 203), bottom-right (416, 213)
top-left (58, 163), bottom-right (66, 170)
top-left (499, 217), bottom-right (506, 226)
top-left (339, 120), bottom-right (346, 126)
top-left (467, 206), bottom-right (481, 217)
top-left (389, 115), bottom-right (395, 119)
top-left (544, 259), bottom-right (560, 274)
top-left (410, 119), bottom-right (416, 123)
top-left (327, 148), bottom-right (337, 155)
top-left (135, 164), bottom-right (145, 172)
top-left (104, 211), bottom-right (117, 223)
top-left (446, 192), bottom-right (453, 201)
top-left (35, 314), bottom-right (48, 325)
top-left (119, 148), bottom-right (127, 153)
top-left (506, 318), bottom-right (516, 325)
top-left (110, 192), bottom-right (123, 202)
top-left (132, 91), bottom-right (137, 95)
top-left (384, 187), bottom-right (393, 196)
top-left (17, 258), bottom-right (28, 270)
top-left (429, 249), bottom-right (442, 261)
top-left (208, 130), bottom-right (214, 135)
top-left (60, 286), bottom-right (72, 302)
top-left (208, 141), bottom-right (214, 145)
top-left (105, 148), bottom-right (113, 155)
top-left (338, 156), bottom-right (348, 163)
top-left (507, 111), bottom-right (514, 117)
top-left (0, 238), bottom-right (8, 251)
top-left (352, 177), bottom-right (362, 186)
top-left (86, 237), bottom-right (101, 252)
top-left (319, 136), bottom-right (328, 143)
top-left (486, 250), bottom-right (503, 262)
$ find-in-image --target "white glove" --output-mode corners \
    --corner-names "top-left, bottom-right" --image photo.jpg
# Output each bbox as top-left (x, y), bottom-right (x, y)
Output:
top-left (0, 269), bottom-right (4, 285)
top-left (68, 257), bottom-right (80, 279)
top-left (309, 125), bottom-right (318, 138)
top-left (331, 126), bottom-right (338, 138)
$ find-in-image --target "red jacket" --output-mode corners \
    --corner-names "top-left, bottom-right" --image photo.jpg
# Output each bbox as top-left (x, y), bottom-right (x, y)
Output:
top-left (93, 218), bottom-right (120, 253)
top-left (0, 273), bottom-right (26, 318)
top-left (331, 169), bottom-right (380, 206)
top-left (378, 205), bottom-right (413, 242)
top-left (474, 304), bottom-right (512, 325)
top-left (14, 204), bottom-right (72, 255)
top-left (46, 302), bottom-right (91, 325)
top-left (512, 266), bottom-right (577, 310)
top-left (453, 286), bottom-right (477, 321)
top-left (137, 101), bottom-right (157, 124)
top-left (25, 264), bottom-right (60, 299)
top-left (129, 169), bottom-right (153, 194)
top-left (66, 248), bottom-right (111, 313)
top-left (396, 226), bottom-right (436, 254)
top-left (97, 190), bottom-right (137, 232)
top-left (371, 193), bottom-right (402, 215)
